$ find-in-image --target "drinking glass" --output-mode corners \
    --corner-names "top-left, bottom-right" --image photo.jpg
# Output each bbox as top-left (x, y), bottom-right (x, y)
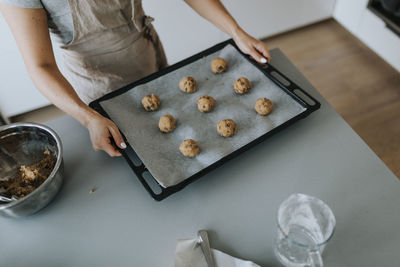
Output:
top-left (274, 193), bottom-right (336, 267)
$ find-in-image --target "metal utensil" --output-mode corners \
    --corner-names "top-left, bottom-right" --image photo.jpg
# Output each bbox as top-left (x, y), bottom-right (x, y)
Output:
top-left (0, 195), bottom-right (17, 203)
top-left (0, 145), bottom-right (18, 181)
top-left (197, 230), bottom-right (215, 267)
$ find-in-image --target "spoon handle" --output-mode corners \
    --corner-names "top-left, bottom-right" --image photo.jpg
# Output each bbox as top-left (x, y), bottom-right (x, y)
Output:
top-left (198, 230), bottom-right (215, 267)
top-left (0, 195), bottom-right (16, 203)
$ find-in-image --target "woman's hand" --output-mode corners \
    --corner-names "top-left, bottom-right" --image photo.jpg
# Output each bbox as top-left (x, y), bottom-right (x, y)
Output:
top-left (232, 29), bottom-right (271, 64)
top-left (85, 112), bottom-right (127, 157)
top-left (183, 0), bottom-right (271, 64)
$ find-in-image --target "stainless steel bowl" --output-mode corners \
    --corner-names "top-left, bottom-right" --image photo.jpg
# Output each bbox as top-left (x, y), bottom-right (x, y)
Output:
top-left (0, 123), bottom-right (63, 218)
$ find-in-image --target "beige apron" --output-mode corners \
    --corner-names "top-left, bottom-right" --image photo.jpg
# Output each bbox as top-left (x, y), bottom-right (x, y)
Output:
top-left (60, 0), bottom-right (168, 104)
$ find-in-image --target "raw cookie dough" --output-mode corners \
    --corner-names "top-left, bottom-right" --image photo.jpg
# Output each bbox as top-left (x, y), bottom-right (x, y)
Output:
top-left (211, 57), bottom-right (228, 73)
top-left (179, 139), bottom-right (200, 157)
top-left (217, 119), bottom-right (237, 137)
top-left (179, 76), bottom-right (197, 93)
top-left (141, 94), bottom-right (160, 111)
top-left (158, 114), bottom-right (176, 133)
top-left (197, 96), bottom-right (216, 112)
top-left (234, 77), bottom-right (252, 94)
top-left (0, 150), bottom-right (55, 199)
top-left (254, 97), bottom-right (274, 115)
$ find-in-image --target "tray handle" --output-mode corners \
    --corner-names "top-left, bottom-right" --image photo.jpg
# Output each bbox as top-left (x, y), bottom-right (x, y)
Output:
top-left (121, 149), bottom-right (165, 200)
top-left (232, 40), bottom-right (321, 112)
top-left (263, 63), bottom-right (320, 111)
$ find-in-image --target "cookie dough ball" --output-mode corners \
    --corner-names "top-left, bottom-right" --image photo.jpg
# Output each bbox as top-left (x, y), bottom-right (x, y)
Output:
top-left (141, 94), bottom-right (160, 111)
top-left (211, 57), bottom-right (228, 74)
top-left (158, 114), bottom-right (176, 133)
top-left (197, 96), bottom-right (216, 112)
top-left (179, 139), bottom-right (200, 157)
top-left (254, 98), bottom-right (274, 116)
top-left (234, 77), bottom-right (252, 94)
top-left (217, 119), bottom-right (237, 138)
top-left (179, 76), bottom-right (197, 93)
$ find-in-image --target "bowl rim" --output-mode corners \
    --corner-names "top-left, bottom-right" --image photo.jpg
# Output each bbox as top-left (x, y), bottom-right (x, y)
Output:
top-left (0, 122), bottom-right (63, 209)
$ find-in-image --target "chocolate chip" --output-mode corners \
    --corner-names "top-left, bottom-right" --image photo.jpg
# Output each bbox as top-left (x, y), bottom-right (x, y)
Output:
top-left (147, 105), bottom-right (151, 110)
top-left (227, 123), bottom-right (230, 127)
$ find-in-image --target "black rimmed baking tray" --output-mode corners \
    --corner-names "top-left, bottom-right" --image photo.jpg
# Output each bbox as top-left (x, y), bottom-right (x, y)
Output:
top-left (89, 39), bottom-right (320, 201)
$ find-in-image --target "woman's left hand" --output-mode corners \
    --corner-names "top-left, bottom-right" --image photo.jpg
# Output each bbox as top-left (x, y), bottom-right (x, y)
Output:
top-left (232, 29), bottom-right (271, 64)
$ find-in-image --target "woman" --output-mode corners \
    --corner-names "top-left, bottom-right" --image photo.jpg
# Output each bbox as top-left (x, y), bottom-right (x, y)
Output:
top-left (0, 0), bottom-right (271, 157)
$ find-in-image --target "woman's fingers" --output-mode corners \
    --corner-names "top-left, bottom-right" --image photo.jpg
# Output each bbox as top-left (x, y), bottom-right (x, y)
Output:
top-left (233, 30), bottom-right (271, 64)
top-left (86, 112), bottom-right (126, 157)
top-left (248, 45), bottom-right (267, 64)
top-left (108, 124), bottom-right (126, 150)
top-left (92, 136), bottom-right (121, 157)
top-left (254, 41), bottom-right (271, 63)
top-left (102, 138), bottom-right (122, 157)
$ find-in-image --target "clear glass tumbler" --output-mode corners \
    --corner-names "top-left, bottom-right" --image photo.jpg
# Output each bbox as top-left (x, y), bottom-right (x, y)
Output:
top-left (274, 193), bottom-right (336, 267)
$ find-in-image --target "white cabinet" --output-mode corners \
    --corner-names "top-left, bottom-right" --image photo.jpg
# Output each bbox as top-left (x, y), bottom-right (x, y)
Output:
top-left (0, 0), bottom-right (336, 118)
top-left (334, 0), bottom-right (400, 71)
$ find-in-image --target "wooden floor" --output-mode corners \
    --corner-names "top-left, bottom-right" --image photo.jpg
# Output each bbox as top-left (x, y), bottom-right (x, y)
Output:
top-left (263, 19), bottom-right (400, 178)
top-left (12, 19), bottom-right (400, 177)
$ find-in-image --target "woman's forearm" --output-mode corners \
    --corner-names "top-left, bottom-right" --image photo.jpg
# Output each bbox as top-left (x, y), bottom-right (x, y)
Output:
top-left (0, 4), bottom-right (96, 127)
top-left (184, 0), bottom-right (242, 38)
top-left (1, 4), bottom-right (127, 156)
top-left (28, 63), bottom-right (96, 127)
top-left (184, 0), bottom-right (271, 63)
top-left (28, 64), bottom-right (126, 156)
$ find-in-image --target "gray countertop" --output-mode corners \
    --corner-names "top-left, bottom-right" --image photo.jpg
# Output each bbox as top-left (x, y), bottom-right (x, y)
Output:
top-left (1, 49), bottom-right (399, 267)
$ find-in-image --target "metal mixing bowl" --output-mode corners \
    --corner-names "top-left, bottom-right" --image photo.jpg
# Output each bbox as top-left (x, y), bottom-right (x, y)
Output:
top-left (0, 123), bottom-right (63, 218)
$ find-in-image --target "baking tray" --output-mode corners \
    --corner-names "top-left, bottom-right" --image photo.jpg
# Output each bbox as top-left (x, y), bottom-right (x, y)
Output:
top-left (89, 39), bottom-right (321, 201)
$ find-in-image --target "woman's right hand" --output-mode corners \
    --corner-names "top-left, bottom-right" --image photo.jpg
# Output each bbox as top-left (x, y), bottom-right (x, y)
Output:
top-left (85, 111), bottom-right (127, 157)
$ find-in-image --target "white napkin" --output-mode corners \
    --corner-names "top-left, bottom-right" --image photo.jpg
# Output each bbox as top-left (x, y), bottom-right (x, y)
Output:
top-left (175, 238), bottom-right (261, 267)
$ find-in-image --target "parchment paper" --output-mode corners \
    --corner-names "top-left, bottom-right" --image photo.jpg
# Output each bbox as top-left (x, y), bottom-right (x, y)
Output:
top-left (100, 44), bottom-right (306, 188)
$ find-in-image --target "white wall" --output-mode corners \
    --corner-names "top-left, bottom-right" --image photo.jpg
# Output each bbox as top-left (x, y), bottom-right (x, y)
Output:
top-left (334, 0), bottom-right (400, 71)
top-left (0, 0), bottom-right (336, 118)
top-left (145, 0), bottom-right (336, 64)
top-left (0, 16), bottom-right (50, 117)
